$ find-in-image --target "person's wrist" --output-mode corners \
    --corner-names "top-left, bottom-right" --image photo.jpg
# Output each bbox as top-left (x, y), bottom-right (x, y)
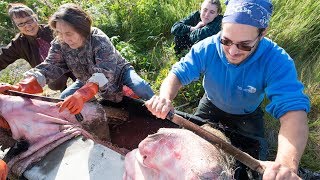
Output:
top-left (11, 84), bottom-right (21, 91)
top-left (76, 83), bottom-right (98, 102)
top-left (289, 158), bottom-right (299, 173)
top-left (73, 91), bottom-right (84, 99)
top-left (158, 94), bottom-right (172, 101)
top-left (275, 157), bottom-right (299, 173)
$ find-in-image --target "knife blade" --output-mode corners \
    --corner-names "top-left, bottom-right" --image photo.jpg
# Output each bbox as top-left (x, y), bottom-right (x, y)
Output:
top-left (6, 90), bottom-right (63, 103)
top-left (5, 90), bottom-right (84, 122)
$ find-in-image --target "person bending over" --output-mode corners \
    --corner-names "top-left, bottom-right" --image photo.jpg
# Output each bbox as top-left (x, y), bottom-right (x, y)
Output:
top-left (0, 3), bottom-right (154, 116)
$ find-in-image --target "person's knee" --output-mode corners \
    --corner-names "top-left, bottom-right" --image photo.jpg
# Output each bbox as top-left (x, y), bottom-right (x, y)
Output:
top-left (48, 84), bottom-right (67, 91)
top-left (59, 87), bottom-right (78, 99)
top-left (59, 91), bottom-right (69, 99)
top-left (123, 68), bottom-right (154, 100)
top-left (59, 80), bottom-right (83, 99)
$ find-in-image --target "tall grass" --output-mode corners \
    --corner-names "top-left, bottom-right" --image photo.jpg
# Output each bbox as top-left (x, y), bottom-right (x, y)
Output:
top-left (99, 0), bottom-right (201, 49)
top-left (268, 0), bottom-right (320, 171)
top-left (0, 0), bottom-right (319, 171)
top-left (270, 0), bottom-right (320, 85)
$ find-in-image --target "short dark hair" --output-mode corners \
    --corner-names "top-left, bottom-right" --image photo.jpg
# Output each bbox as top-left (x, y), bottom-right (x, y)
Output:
top-left (49, 3), bottom-right (92, 39)
top-left (8, 3), bottom-right (36, 20)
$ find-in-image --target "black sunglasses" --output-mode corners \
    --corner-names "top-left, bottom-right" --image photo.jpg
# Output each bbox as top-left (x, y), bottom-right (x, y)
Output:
top-left (220, 35), bottom-right (260, 51)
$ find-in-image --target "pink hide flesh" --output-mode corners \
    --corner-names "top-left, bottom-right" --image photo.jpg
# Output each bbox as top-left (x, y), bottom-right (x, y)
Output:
top-left (0, 94), bottom-right (108, 176)
top-left (124, 128), bottom-right (225, 180)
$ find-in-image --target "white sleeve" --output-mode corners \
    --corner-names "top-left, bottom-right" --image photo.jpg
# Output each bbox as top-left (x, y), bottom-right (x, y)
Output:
top-left (23, 70), bottom-right (46, 87)
top-left (87, 73), bottom-right (109, 88)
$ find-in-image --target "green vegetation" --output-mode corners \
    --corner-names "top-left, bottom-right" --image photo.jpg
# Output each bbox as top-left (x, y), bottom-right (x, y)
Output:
top-left (0, 0), bottom-right (319, 172)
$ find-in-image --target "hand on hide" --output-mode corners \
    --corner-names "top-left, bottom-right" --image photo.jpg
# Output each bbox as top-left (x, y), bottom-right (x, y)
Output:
top-left (57, 82), bottom-right (98, 114)
top-left (260, 161), bottom-right (301, 180)
top-left (0, 76), bottom-right (42, 94)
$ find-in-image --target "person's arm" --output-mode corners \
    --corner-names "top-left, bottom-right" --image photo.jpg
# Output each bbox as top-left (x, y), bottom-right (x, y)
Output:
top-left (28, 39), bottom-right (70, 86)
top-left (145, 72), bottom-right (182, 119)
top-left (57, 81), bottom-right (99, 114)
top-left (277, 110), bottom-right (308, 172)
top-left (146, 38), bottom-right (209, 119)
top-left (0, 37), bottom-right (25, 70)
top-left (262, 110), bottom-right (308, 179)
top-left (159, 72), bottom-right (182, 100)
top-left (189, 21), bottom-right (205, 32)
top-left (189, 15), bottom-right (223, 43)
top-left (171, 11), bottom-right (201, 36)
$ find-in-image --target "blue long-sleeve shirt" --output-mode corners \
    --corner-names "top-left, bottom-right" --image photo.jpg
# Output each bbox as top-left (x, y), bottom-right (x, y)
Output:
top-left (171, 33), bottom-right (310, 119)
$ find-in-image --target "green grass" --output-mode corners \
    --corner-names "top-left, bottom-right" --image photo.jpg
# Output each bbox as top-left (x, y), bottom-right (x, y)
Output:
top-left (0, 0), bottom-right (319, 172)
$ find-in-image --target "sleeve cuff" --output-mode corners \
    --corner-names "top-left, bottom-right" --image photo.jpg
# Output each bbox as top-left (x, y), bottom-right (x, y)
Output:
top-left (88, 73), bottom-right (109, 88)
top-left (23, 70), bottom-right (46, 87)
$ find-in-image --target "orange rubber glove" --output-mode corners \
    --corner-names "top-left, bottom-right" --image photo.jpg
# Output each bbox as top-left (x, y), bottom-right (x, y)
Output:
top-left (0, 115), bottom-right (10, 131)
top-left (0, 76), bottom-right (42, 94)
top-left (0, 159), bottom-right (8, 180)
top-left (123, 85), bottom-right (139, 99)
top-left (58, 82), bottom-right (98, 115)
top-left (0, 83), bottom-right (12, 94)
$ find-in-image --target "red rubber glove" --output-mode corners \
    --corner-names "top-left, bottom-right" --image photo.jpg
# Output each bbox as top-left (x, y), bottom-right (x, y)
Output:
top-left (0, 116), bottom-right (10, 131)
top-left (0, 83), bottom-right (12, 94)
top-left (123, 85), bottom-right (139, 99)
top-left (0, 159), bottom-right (8, 180)
top-left (0, 76), bottom-right (42, 94)
top-left (58, 82), bottom-right (98, 115)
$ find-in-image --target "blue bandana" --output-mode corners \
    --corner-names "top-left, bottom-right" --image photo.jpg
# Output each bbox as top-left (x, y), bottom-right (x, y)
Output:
top-left (223, 0), bottom-right (273, 28)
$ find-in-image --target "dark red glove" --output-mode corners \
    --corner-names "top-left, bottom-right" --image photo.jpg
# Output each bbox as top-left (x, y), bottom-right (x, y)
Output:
top-left (0, 159), bottom-right (8, 180)
top-left (58, 82), bottom-right (99, 114)
top-left (0, 76), bottom-right (43, 94)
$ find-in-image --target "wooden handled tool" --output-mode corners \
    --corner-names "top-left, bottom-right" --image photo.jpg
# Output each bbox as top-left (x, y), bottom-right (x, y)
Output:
top-left (166, 111), bottom-right (265, 174)
top-left (133, 97), bottom-right (265, 174)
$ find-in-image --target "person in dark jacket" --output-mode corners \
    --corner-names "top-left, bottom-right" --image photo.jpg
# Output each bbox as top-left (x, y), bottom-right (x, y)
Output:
top-left (0, 3), bottom-right (75, 91)
top-left (171, 0), bottom-right (223, 55)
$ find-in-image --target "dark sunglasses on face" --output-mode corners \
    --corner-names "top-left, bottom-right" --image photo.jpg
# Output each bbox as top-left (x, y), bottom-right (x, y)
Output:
top-left (220, 35), bottom-right (260, 51)
top-left (15, 17), bottom-right (35, 27)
